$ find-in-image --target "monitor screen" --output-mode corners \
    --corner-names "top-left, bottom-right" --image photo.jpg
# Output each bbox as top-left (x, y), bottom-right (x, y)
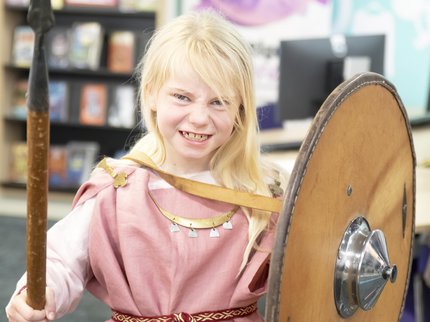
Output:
top-left (277, 34), bottom-right (385, 122)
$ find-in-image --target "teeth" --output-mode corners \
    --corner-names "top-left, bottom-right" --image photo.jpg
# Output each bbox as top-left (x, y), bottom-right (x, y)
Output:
top-left (182, 131), bottom-right (208, 142)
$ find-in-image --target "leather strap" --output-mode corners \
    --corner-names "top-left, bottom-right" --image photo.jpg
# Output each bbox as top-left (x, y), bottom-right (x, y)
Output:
top-left (122, 150), bottom-right (283, 213)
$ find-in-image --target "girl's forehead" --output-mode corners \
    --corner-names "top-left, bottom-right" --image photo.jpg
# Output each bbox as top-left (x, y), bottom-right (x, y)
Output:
top-left (168, 62), bottom-right (238, 99)
top-left (169, 62), bottom-right (201, 82)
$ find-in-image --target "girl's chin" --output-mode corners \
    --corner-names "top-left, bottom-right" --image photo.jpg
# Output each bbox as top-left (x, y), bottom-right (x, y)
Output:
top-left (165, 152), bottom-right (213, 170)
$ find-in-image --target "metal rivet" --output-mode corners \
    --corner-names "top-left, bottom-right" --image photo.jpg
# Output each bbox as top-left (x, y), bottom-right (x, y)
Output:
top-left (402, 184), bottom-right (407, 238)
top-left (347, 185), bottom-right (352, 196)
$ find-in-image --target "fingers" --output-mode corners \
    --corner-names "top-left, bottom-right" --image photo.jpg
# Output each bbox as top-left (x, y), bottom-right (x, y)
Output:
top-left (44, 287), bottom-right (56, 320)
top-left (6, 290), bottom-right (51, 322)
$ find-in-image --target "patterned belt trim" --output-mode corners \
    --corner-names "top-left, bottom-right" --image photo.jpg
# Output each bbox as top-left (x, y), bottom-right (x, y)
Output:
top-left (111, 302), bottom-right (258, 322)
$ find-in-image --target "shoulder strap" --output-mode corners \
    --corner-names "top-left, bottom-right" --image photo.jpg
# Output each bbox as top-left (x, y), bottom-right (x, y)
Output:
top-left (122, 150), bottom-right (283, 213)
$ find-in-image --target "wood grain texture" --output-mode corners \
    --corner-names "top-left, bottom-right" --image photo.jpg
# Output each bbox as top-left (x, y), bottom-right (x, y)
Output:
top-left (26, 110), bottom-right (49, 310)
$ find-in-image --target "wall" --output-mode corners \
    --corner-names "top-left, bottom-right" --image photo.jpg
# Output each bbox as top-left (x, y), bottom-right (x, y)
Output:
top-left (332, 0), bottom-right (430, 116)
top-left (179, 0), bottom-right (430, 118)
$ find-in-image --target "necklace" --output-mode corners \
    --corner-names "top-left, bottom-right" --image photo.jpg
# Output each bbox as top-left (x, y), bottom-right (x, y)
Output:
top-left (148, 190), bottom-right (239, 238)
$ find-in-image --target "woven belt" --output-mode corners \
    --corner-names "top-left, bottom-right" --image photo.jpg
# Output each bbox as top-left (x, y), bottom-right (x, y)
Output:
top-left (111, 302), bottom-right (257, 322)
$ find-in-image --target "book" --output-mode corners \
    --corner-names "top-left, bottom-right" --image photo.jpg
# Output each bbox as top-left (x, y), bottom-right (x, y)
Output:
top-left (5, 0), bottom-right (30, 7)
top-left (107, 84), bottom-right (136, 128)
top-left (48, 145), bottom-right (68, 187)
top-left (9, 142), bottom-right (28, 183)
top-left (51, 0), bottom-right (65, 9)
top-left (79, 83), bottom-right (107, 126)
top-left (49, 81), bottom-right (69, 122)
top-left (65, 0), bottom-right (117, 7)
top-left (107, 31), bottom-right (135, 73)
top-left (68, 22), bottom-right (104, 70)
top-left (12, 25), bottom-right (35, 67)
top-left (10, 79), bottom-right (28, 119)
top-left (9, 0), bottom-right (65, 8)
top-left (117, 0), bottom-right (135, 12)
top-left (134, 0), bottom-right (156, 11)
top-left (66, 141), bottom-right (100, 186)
top-left (46, 26), bottom-right (70, 69)
top-left (118, 0), bottom-right (156, 12)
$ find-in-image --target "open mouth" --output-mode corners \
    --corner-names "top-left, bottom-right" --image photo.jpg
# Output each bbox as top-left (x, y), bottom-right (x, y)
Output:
top-left (180, 131), bottom-right (210, 142)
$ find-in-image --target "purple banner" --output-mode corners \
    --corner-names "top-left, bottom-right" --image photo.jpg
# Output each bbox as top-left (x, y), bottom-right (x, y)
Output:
top-left (195, 0), bottom-right (330, 26)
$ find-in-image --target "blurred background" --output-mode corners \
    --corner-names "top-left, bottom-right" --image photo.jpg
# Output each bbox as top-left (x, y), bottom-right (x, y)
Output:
top-left (0, 0), bottom-right (429, 321)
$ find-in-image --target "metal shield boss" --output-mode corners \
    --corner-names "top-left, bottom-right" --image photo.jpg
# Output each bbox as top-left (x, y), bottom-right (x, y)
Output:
top-left (266, 72), bottom-right (415, 322)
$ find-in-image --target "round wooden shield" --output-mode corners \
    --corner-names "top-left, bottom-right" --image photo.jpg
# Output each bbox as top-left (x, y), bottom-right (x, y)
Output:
top-left (265, 72), bottom-right (416, 322)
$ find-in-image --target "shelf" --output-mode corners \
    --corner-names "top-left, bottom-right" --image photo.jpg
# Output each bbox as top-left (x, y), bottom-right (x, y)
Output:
top-left (5, 4), bottom-right (156, 32)
top-left (261, 141), bottom-right (302, 152)
top-left (4, 115), bottom-right (144, 157)
top-left (5, 4), bottom-right (156, 19)
top-left (4, 115), bottom-right (141, 132)
top-left (1, 3), bottom-right (155, 199)
top-left (4, 63), bottom-right (137, 80)
top-left (1, 181), bottom-right (79, 193)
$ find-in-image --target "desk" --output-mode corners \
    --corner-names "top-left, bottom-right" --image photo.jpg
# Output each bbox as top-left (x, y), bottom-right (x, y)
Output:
top-left (416, 167), bottom-right (430, 233)
top-left (260, 126), bottom-right (430, 233)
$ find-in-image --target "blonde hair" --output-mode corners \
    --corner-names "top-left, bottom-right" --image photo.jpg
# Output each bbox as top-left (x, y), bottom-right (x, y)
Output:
top-left (130, 10), bottom-right (286, 270)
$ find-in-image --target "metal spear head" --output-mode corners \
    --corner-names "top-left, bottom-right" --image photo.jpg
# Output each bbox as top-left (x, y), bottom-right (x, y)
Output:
top-left (27, 0), bottom-right (55, 34)
top-left (26, 0), bottom-right (55, 113)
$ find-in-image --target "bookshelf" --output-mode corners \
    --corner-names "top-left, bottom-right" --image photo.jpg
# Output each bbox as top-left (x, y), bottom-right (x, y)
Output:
top-left (0, 1), bottom-right (164, 216)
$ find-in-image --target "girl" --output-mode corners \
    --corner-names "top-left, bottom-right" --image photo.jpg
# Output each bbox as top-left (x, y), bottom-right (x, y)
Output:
top-left (6, 10), bottom-right (287, 322)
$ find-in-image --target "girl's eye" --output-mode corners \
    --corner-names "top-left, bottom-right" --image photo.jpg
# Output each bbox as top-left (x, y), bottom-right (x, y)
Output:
top-left (173, 93), bottom-right (190, 102)
top-left (211, 99), bottom-right (229, 107)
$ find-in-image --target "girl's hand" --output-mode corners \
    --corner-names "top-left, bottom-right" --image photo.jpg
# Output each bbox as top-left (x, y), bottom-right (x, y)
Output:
top-left (6, 287), bottom-right (56, 322)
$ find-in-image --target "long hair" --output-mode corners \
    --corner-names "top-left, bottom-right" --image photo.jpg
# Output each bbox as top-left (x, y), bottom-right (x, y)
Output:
top-left (131, 10), bottom-right (286, 270)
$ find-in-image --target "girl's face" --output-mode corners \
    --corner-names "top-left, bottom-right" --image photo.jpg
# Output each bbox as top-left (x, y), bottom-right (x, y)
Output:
top-left (152, 62), bottom-right (238, 175)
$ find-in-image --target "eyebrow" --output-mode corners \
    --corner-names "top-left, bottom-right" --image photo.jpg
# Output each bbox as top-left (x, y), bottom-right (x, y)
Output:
top-left (168, 87), bottom-right (193, 96)
top-left (168, 86), bottom-right (233, 104)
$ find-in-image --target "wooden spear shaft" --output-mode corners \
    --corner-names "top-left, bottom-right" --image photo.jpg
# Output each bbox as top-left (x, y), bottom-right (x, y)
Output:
top-left (26, 0), bottom-right (54, 310)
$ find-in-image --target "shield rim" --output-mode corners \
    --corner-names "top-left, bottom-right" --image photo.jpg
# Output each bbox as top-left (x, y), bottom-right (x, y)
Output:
top-left (264, 72), bottom-right (417, 321)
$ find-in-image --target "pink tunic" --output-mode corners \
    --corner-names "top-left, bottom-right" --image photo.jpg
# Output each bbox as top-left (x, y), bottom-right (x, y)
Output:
top-left (73, 165), bottom-right (278, 321)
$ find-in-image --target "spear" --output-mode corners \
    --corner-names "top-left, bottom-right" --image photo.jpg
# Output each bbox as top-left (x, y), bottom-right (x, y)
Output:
top-left (26, 0), bottom-right (54, 310)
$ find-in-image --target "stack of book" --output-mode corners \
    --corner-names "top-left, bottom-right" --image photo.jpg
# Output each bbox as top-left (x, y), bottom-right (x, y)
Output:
top-left (13, 22), bottom-right (151, 72)
top-left (10, 79), bottom-right (136, 128)
top-left (9, 141), bottom-right (101, 188)
top-left (11, 26), bottom-right (34, 67)
top-left (79, 82), bottom-right (137, 127)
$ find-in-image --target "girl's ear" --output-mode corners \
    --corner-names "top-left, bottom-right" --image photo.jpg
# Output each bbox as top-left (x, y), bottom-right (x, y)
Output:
top-left (149, 100), bottom-right (157, 111)
top-left (144, 84), bottom-right (157, 111)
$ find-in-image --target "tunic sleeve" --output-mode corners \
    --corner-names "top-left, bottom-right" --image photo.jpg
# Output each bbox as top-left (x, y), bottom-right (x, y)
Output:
top-left (6, 198), bottom-right (96, 319)
top-left (46, 197), bottom-right (95, 317)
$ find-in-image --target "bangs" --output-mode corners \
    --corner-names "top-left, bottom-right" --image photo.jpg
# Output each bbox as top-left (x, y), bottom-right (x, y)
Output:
top-left (165, 39), bottom-right (241, 105)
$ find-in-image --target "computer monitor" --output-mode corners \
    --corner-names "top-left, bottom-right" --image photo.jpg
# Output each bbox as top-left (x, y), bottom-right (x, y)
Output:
top-left (410, 89), bottom-right (430, 125)
top-left (277, 34), bottom-right (385, 122)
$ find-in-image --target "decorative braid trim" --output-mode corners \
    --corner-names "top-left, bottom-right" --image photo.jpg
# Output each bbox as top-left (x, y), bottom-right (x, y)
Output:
top-left (112, 302), bottom-right (257, 322)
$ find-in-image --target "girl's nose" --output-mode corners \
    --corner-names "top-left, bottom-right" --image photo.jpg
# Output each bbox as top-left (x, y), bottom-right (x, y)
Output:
top-left (188, 104), bottom-right (210, 125)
